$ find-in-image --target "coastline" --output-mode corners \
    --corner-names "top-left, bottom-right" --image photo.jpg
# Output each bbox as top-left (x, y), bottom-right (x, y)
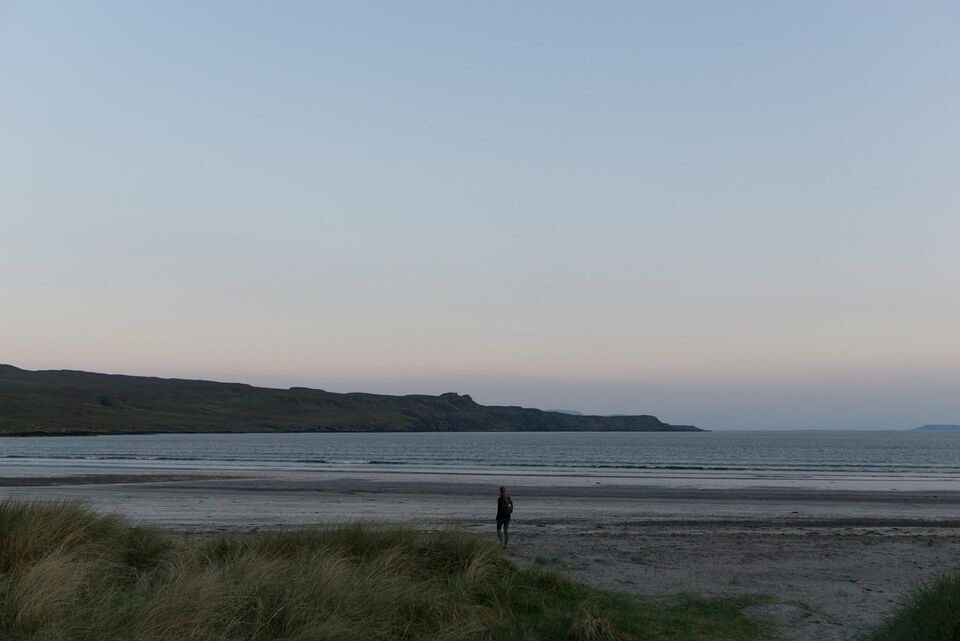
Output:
top-left (0, 425), bottom-right (705, 438)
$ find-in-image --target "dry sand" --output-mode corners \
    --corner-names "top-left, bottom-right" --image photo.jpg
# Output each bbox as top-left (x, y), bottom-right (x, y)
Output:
top-left (2, 466), bottom-right (959, 641)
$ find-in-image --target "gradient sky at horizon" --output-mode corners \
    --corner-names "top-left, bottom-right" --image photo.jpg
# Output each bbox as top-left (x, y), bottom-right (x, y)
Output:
top-left (2, 2), bottom-right (958, 429)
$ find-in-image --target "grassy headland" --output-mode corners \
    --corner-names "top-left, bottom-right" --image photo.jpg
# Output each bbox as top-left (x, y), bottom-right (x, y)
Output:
top-left (0, 364), bottom-right (701, 435)
top-left (0, 500), bottom-right (762, 641)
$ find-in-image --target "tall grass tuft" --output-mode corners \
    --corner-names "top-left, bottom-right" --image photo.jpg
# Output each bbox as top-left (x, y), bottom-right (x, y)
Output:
top-left (570, 602), bottom-right (624, 641)
top-left (868, 571), bottom-right (960, 641)
top-left (0, 499), bottom-right (128, 572)
top-left (0, 499), bottom-right (768, 641)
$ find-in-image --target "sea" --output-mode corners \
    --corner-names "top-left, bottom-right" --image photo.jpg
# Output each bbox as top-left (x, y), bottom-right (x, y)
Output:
top-left (3, 430), bottom-right (960, 488)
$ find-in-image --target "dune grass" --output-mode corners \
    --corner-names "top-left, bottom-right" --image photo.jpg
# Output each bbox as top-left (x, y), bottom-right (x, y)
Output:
top-left (867, 570), bottom-right (960, 641)
top-left (0, 499), bottom-right (768, 641)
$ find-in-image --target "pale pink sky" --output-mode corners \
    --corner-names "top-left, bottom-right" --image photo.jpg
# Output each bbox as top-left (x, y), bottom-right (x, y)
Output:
top-left (2, 2), bottom-right (958, 428)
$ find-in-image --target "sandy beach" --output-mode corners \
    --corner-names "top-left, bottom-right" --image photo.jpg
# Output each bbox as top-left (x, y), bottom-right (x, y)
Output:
top-left (2, 465), bottom-right (959, 641)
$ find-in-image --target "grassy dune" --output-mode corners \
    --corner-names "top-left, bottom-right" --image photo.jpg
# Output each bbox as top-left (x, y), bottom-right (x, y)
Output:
top-left (0, 500), bottom-right (763, 641)
top-left (868, 571), bottom-right (960, 641)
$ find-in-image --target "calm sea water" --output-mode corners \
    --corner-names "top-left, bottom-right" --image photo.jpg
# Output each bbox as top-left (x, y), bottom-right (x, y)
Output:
top-left (2, 431), bottom-right (960, 482)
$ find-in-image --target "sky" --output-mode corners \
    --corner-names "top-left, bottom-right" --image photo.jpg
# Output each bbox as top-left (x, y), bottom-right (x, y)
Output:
top-left (1, 2), bottom-right (958, 430)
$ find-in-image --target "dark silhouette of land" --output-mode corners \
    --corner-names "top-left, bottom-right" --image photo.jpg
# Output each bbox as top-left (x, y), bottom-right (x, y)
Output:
top-left (0, 364), bottom-right (701, 436)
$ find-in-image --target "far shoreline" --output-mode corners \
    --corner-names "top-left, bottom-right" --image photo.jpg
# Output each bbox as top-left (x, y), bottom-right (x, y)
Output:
top-left (0, 426), bottom-right (708, 438)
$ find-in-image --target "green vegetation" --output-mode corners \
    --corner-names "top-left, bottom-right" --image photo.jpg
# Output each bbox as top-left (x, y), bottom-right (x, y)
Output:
top-left (0, 499), bottom-right (762, 641)
top-left (0, 364), bottom-right (700, 435)
top-left (867, 571), bottom-right (960, 641)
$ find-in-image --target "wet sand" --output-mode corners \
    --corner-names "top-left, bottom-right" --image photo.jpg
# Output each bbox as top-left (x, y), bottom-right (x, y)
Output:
top-left (2, 466), bottom-right (959, 641)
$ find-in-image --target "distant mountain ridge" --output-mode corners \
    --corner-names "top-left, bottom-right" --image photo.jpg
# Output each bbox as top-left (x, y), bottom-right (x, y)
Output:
top-left (914, 424), bottom-right (960, 432)
top-left (0, 364), bottom-right (702, 435)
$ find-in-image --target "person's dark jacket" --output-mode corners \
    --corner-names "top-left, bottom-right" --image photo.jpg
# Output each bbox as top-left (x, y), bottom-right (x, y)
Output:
top-left (497, 496), bottom-right (513, 520)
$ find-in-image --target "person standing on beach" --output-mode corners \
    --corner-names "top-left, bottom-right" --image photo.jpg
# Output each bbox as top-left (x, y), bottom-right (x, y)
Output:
top-left (496, 486), bottom-right (513, 546)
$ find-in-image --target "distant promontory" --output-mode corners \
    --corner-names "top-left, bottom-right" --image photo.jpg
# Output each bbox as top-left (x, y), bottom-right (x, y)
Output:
top-left (0, 364), bottom-right (702, 436)
top-left (913, 424), bottom-right (960, 432)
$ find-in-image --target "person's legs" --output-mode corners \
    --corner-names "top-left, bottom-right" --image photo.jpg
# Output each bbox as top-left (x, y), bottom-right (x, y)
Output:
top-left (496, 518), bottom-right (503, 543)
top-left (502, 519), bottom-right (509, 546)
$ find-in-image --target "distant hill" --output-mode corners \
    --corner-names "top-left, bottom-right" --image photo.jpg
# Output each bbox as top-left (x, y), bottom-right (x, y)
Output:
top-left (914, 424), bottom-right (960, 432)
top-left (0, 364), bottom-right (702, 436)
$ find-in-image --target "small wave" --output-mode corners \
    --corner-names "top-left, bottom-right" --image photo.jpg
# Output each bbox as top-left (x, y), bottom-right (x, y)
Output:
top-left (3, 453), bottom-right (959, 475)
